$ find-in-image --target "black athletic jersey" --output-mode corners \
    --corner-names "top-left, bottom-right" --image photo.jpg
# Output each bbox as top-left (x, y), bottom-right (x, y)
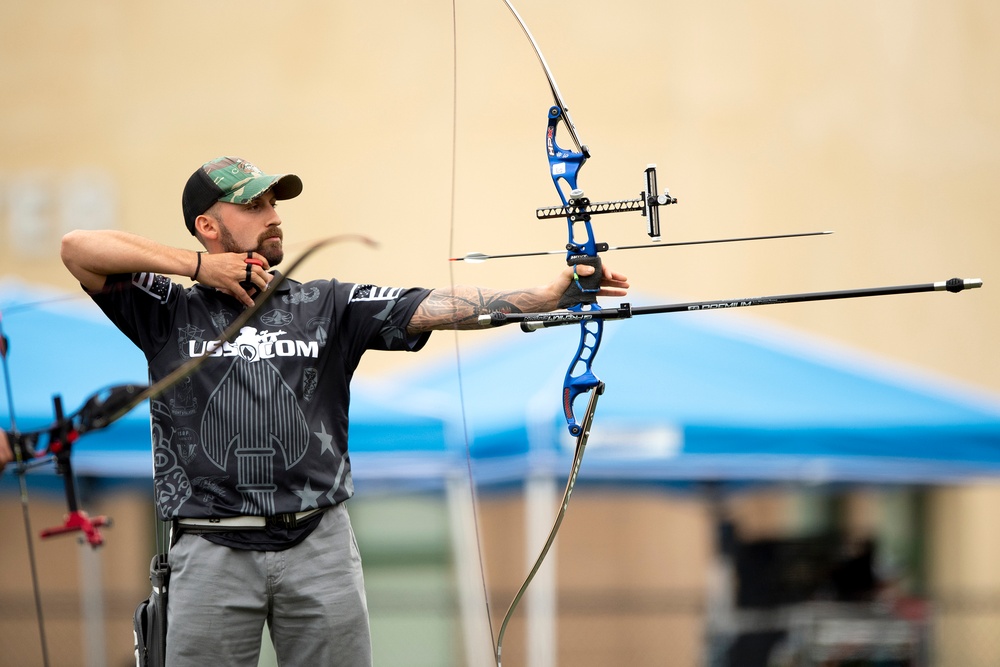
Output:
top-left (91, 271), bottom-right (432, 522)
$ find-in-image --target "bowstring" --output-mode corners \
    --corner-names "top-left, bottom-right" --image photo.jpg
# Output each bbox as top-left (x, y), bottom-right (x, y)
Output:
top-left (0, 311), bottom-right (51, 667)
top-left (448, 0), bottom-right (498, 660)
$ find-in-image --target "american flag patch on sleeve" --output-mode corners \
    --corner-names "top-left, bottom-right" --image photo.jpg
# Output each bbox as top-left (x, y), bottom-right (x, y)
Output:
top-left (132, 272), bottom-right (173, 303)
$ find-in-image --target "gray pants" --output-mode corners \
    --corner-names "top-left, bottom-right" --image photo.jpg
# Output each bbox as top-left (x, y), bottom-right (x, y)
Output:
top-left (165, 504), bottom-right (372, 666)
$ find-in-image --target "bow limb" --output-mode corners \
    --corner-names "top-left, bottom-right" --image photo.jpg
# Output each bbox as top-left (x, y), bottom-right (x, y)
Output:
top-left (495, 383), bottom-right (603, 667)
top-left (499, 0), bottom-right (587, 157)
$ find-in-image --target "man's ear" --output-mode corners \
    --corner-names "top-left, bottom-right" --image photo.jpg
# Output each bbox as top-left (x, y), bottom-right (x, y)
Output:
top-left (194, 213), bottom-right (219, 241)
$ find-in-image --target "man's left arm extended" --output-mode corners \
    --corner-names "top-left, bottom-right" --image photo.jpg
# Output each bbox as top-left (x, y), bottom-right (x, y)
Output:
top-left (407, 264), bottom-right (629, 334)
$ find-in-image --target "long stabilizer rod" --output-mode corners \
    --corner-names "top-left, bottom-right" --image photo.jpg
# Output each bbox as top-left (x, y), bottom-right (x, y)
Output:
top-left (477, 278), bottom-right (983, 330)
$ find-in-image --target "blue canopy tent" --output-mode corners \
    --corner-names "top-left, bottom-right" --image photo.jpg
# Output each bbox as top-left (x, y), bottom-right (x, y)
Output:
top-left (375, 299), bottom-right (1000, 487)
top-left (0, 282), bottom-right (152, 478)
top-left (0, 281), bottom-right (454, 489)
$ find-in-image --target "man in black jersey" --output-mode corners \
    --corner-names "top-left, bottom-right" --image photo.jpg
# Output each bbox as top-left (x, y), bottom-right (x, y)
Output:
top-left (61, 156), bottom-right (628, 666)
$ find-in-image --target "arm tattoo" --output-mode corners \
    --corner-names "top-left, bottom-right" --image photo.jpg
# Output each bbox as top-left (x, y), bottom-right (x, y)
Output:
top-left (408, 285), bottom-right (552, 333)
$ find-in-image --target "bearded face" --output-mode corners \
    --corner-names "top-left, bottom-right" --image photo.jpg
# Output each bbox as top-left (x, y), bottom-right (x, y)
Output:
top-left (217, 221), bottom-right (284, 267)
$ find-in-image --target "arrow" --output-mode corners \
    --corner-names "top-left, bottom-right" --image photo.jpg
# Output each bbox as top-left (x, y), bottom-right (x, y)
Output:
top-left (449, 230), bottom-right (832, 263)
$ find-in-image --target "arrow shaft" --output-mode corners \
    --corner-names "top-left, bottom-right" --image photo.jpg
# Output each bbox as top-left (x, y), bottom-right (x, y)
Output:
top-left (614, 230), bottom-right (831, 252)
top-left (450, 230), bottom-right (832, 262)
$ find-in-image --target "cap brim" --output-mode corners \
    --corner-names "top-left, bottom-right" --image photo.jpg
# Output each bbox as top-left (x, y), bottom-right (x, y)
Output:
top-left (271, 174), bottom-right (303, 201)
top-left (223, 173), bottom-right (303, 205)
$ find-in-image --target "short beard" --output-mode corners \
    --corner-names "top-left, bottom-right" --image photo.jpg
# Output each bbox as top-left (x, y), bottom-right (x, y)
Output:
top-left (217, 222), bottom-right (284, 267)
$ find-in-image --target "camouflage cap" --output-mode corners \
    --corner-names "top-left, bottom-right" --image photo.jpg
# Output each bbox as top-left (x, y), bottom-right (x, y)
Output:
top-left (181, 156), bottom-right (303, 235)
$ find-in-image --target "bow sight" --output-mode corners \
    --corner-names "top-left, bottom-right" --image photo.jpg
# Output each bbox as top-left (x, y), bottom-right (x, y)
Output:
top-left (539, 156), bottom-right (677, 248)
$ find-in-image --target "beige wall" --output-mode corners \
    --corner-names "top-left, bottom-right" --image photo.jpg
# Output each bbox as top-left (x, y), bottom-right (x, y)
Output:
top-left (2, 1), bottom-right (999, 665)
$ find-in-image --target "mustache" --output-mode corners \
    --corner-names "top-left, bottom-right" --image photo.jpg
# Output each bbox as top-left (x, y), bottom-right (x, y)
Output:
top-left (258, 229), bottom-right (283, 243)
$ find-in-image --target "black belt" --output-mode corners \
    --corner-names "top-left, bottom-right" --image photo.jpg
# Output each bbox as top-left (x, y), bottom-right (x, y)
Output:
top-left (175, 507), bottom-right (325, 530)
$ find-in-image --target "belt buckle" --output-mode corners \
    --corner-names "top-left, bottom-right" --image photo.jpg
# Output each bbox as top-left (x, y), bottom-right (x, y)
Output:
top-left (270, 512), bottom-right (298, 529)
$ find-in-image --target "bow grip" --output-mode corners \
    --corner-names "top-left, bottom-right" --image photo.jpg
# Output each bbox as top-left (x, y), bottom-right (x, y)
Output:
top-left (558, 255), bottom-right (603, 309)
